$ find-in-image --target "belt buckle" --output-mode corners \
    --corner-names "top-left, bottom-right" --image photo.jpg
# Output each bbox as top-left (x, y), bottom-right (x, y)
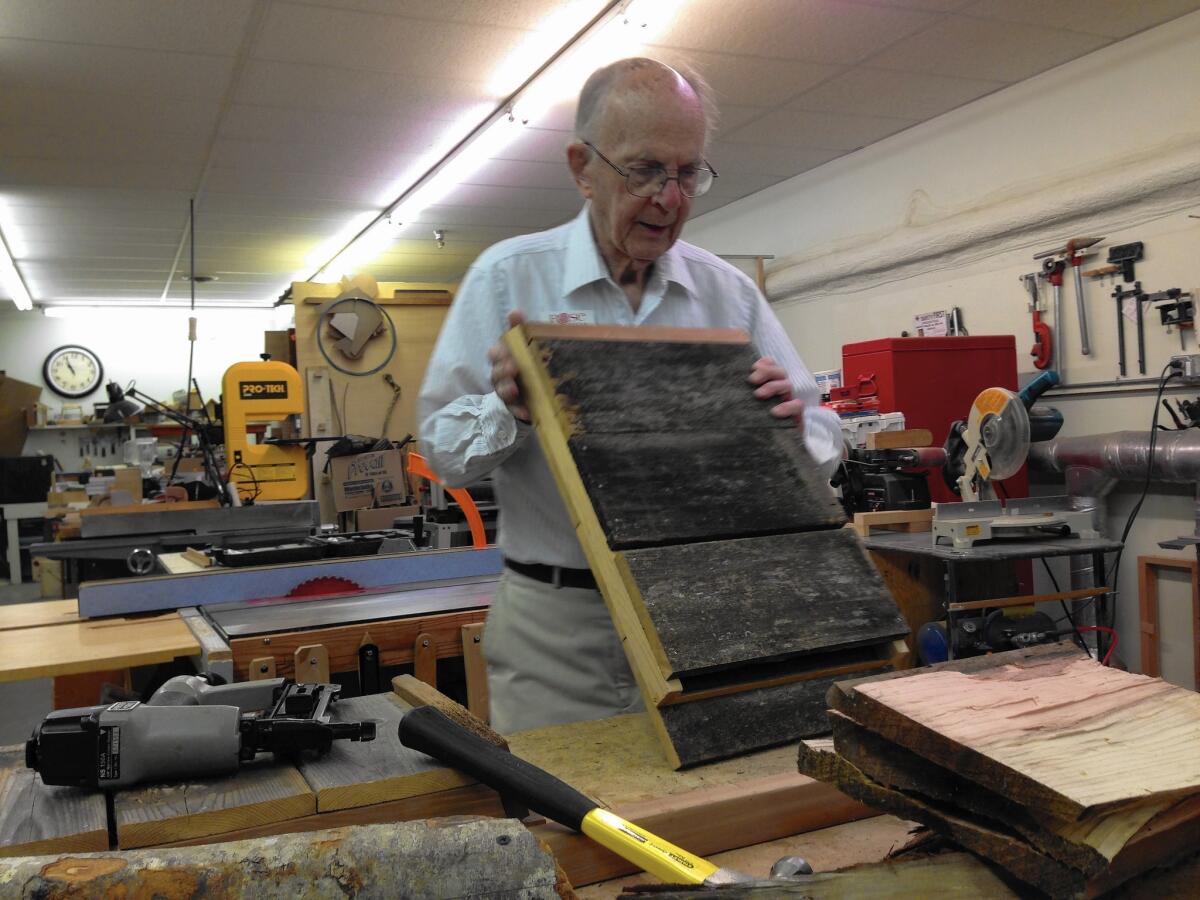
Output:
top-left (551, 566), bottom-right (562, 589)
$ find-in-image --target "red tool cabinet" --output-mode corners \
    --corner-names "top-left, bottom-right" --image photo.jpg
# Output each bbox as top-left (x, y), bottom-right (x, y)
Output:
top-left (841, 335), bottom-right (1027, 504)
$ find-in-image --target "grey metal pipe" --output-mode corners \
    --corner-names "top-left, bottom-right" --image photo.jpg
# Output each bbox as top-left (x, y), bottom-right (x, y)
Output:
top-left (1029, 430), bottom-right (1200, 483)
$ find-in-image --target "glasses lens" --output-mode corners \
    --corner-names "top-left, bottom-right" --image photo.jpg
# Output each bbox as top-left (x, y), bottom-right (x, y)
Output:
top-left (625, 166), bottom-right (664, 197)
top-left (682, 167), bottom-right (713, 198)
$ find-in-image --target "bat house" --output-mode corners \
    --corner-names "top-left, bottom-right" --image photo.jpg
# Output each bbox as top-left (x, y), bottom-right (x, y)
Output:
top-left (505, 324), bottom-right (908, 767)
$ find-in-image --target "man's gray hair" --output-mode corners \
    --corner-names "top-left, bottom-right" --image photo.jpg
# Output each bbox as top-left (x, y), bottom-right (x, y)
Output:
top-left (574, 57), bottom-right (719, 147)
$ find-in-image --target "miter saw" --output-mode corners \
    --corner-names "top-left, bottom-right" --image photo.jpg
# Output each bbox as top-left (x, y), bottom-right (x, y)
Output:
top-left (932, 370), bottom-right (1099, 549)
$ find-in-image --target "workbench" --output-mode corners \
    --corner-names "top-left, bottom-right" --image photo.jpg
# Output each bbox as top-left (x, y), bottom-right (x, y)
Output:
top-left (2, 501), bottom-right (47, 585)
top-left (0, 697), bottom-right (875, 888)
top-left (862, 530), bottom-right (1123, 660)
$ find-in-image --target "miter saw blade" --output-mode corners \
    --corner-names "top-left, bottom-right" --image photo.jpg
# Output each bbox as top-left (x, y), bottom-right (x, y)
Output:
top-left (966, 387), bottom-right (1030, 482)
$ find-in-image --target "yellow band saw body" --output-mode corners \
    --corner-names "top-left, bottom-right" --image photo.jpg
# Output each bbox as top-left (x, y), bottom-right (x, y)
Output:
top-left (222, 360), bottom-right (308, 501)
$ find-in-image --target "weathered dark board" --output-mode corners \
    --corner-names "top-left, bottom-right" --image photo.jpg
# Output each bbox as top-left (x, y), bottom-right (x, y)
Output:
top-left (571, 429), bottom-right (844, 549)
top-left (0, 746), bottom-right (108, 857)
top-left (542, 338), bottom-right (792, 434)
top-left (659, 673), bottom-right (846, 768)
top-left (624, 530), bottom-right (908, 678)
top-left (796, 740), bottom-right (1086, 898)
top-left (297, 693), bottom-right (473, 812)
top-left (828, 711), bottom-right (1110, 877)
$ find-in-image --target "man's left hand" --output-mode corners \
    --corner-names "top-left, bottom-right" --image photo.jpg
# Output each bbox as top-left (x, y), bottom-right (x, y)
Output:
top-left (749, 357), bottom-right (805, 433)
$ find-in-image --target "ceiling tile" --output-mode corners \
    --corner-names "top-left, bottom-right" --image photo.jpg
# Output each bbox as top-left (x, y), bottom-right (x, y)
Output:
top-left (0, 0), bottom-right (257, 54)
top-left (644, 45), bottom-right (845, 108)
top-left (491, 127), bottom-right (574, 164)
top-left (254, 3), bottom-right (525, 81)
top-left (203, 166), bottom-right (389, 205)
top-left (208, 136), bottom-right (420, 182)
top-left (0, 87), bottom-right (223, 138)
top-left (0, 125), bottom-right (210, 166)
top-left (837, 0), bottom-right (971, 10)
top-left (460, 158), bottom-right (577, 192)
top-left (962, 0), bottom-right (1200, 40)
top-left (867, 15), bottom-right (1111, 81)
top-left (658, 0), bottom-right (938, 64)
top-left (0, 38), bottom-right (239, 101)
top-left (278, 0), bottom-right (582, 30)
top-left (234, 59), bottom-right (493, 117)
top-left (436, 183), bottom-right (583, 212)
top-left (723, 108), bottom-right (916, 151)
top-left (411, 204), bottom-right (572, 231)
top-left (708, 141), bottom-right (842, 177)
top-left (789, 66), bottom-right (1005, 119)
top-left (217, 103), bottom-right (463, 153)
top-left (3, 159), bottom-right (200, 192)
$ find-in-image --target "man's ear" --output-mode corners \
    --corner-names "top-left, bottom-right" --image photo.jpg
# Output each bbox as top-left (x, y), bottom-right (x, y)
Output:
top-left (567, 142), bottom-right (593, 199)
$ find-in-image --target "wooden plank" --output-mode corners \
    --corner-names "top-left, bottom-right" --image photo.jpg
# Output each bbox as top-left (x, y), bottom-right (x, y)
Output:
top-left (460, 622), bottom-right (490, 722)
top-left (1138, 554), bottom-right (1200, 686)
top-left (0, 613), bottom-right (199, 683)
top-left (228, 607), bottom-right (487, 680)
top-left (78, 499), bottom-right (219, 518)
top-left (249, 657), bottom-right (276, 680)
top-left (850, 508), bottom-right (933, 537)
top-left (524, 323), bottom-right (748, 344)
top-left (413, 632), bottom-right (437, 686)
top-left (7, 820), bottom-right (571, 898)
top-left (948, 585), bottom-right (1108, 613)
top-left (622, 530), bottom-right (907, 679)
top-left (534, 773), bottom-right (875, 888)
top-left (867, 428), bottom-right (933, 449)
top-left (295, 694), bottom-right (474, 812)
top-left (391, 674), bottom-right (507, 750)
top-left (114, 759), bottom-right (315, 849)
top-left (867, 549), bottom-right (944, 668)
top-left (0, 598), bottom-right (79, 631)
top-left (0, 746), bottom-right (108, 858)
top-left (570, 429), bottom-right (843, 548)
top-left (293, 644), bottom-right (330, 684)
top-left (828, 642), bottom-right (1200, 821)
top-left (796, 739), bottom-right (1087, 898)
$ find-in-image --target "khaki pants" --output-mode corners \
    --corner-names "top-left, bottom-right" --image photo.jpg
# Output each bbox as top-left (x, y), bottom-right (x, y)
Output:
top-left (483, 569), bottom-right (644, 734)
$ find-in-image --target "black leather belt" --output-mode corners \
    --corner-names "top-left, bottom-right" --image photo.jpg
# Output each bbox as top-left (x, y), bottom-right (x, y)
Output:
top-left (504, 559), bottom-right (597, 590)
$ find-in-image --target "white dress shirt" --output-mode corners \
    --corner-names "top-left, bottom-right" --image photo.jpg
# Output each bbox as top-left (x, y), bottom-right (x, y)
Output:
top-left (418, 204), bottom-right (843, 569)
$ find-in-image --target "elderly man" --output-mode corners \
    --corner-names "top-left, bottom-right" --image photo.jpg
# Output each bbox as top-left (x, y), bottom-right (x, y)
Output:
top-left (418, 58), bottom-right (841, 733)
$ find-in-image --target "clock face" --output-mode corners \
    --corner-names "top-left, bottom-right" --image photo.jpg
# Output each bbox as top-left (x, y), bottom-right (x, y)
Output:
top-left (43, 345), bottom-right (104, 398)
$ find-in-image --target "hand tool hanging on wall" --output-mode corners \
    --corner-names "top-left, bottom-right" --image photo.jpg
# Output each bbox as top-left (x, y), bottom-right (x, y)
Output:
top-left (1040, 258), bottom-right (1067, 376)
top-left (1112, 282), bottom-right (1138, 377)
top-left (1035, 236), bottom-right (1103, 359)
top-left (1021, 273), bottom-right (1053, 369)
top-left (1151, 288), bottom-right (1195, 350)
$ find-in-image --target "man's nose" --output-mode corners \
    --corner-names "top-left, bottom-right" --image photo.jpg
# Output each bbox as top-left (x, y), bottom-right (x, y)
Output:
top-left (653, 178), bottom-right (684, 211)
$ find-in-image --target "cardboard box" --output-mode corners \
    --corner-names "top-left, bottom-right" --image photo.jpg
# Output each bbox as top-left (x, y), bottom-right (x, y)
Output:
top-left (0, 373), bottom-right (42, 457)
top-left (85, 466), bottom-right (144, 505)
top-left (33, 557), bottom-right (63, 599)
top-left (353, 504), bottom-right (420, 531)
top-left (329, 449), bottom-right (409, 512)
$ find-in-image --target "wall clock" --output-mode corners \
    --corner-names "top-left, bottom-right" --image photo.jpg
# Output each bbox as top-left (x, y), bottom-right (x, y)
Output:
top-left (43, 345), bottom-right (104, 398)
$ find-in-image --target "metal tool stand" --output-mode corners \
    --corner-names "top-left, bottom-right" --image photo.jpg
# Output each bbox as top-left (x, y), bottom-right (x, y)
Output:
top-left (862, 530), bottom-right (1123, 661)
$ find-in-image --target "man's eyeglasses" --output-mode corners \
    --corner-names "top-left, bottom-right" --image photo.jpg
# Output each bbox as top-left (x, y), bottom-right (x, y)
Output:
top-left (583, 141), bottom-right (718, 199)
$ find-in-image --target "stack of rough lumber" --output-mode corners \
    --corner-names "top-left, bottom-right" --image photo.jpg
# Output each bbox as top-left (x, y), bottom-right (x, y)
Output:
top-left (799, 642), bottom-right (1200, 897)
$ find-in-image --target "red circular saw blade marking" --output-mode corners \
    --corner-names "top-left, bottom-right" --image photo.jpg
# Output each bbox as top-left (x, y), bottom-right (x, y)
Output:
top-left (286, 576), bottom-right (365, 598)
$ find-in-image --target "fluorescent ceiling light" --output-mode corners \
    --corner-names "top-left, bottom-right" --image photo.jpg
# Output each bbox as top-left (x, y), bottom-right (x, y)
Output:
top-left (300, 0), bottom-right (688, 291)
top-left (0, 226), bottom-right (32, 311)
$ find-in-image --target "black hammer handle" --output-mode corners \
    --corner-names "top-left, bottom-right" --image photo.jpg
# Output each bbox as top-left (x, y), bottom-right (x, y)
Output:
top-left (398, 705), bottom-right (594, 830)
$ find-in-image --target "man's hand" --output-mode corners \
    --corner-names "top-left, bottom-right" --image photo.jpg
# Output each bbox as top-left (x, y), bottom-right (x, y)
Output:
top-left (487, 310), bottom-right (530, 422)
top-left (749, 357), bottom-right (805, 434)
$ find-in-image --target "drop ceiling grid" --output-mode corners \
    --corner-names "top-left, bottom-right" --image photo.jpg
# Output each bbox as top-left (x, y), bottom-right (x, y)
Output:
top-left (1, 0), bottom-right (1198, 305)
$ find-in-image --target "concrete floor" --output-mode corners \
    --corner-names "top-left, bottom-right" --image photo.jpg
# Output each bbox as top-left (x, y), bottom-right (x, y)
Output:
top-left (576, 815), bottom-right (918, 897)
top-left (0, 581), bottom-right (54, 746)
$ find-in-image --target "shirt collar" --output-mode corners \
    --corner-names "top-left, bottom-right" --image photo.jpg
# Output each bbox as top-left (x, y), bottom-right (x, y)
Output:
top-left (561, 203), bottom-right (698, 301)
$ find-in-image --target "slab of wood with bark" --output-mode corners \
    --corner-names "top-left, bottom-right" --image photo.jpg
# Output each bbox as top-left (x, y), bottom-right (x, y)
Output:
top-left (798, 642), bottom-right (1200, 897)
